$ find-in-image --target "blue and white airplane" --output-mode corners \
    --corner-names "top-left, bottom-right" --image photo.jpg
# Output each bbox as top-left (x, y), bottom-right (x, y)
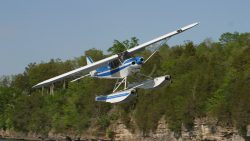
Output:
top-left (33, 22), bottom-right (199, 103)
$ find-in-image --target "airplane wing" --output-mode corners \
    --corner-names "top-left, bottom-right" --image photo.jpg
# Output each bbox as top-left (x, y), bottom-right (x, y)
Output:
top-left (33, 55), bottom-right (118, 88)
top-left (127, 22), bottom-right (199, 54)
top-left (33, 22), bottom-right (199, 88)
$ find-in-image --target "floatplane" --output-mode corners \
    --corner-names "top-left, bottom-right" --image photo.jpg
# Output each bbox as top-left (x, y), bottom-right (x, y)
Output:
top-left (33, 22), bottom-right (199, 103)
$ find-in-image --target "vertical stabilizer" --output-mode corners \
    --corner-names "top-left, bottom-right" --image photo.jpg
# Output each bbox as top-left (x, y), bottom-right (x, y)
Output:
top-left (86, 56), bottom-right (94, 65)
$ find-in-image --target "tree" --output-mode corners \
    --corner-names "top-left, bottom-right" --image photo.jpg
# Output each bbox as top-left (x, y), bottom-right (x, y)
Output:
top-left (0, 76), bottom-right (12, 87)
top-left (107, 37), bottom-right (139, 54)
top-left (1, 33), bottom-right (250, 138)
top-left (219, 32), bottom-right (239, 44)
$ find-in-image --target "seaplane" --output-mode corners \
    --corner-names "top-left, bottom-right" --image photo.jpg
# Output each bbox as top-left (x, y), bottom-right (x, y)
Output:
top-left (33, 22), bottom-right (199, 103)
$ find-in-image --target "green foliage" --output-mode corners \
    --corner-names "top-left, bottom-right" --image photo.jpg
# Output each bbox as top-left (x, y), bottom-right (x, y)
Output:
top-left (85, 48), bottom-right (105, 62)
top-left (0, 86), bottom-right (18, 130)
top-left (0, 32), bottom-right (249, 138)
top-left (108, 37), bottom-right (139, 54)
top-left (106, 129), bottom-right (115, 139)
top-left (0, 76), bottom-right (12, 87)
top-left (219, 32), bottom-right (240, 44)
top-left (97, 115), bottom-right (110, 130)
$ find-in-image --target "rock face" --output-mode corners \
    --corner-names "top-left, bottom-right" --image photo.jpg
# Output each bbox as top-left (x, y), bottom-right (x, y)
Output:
top-left (111, 117), bottom-right (246, 141)
top-left (110, 120), bottom-right (134, 141)
top-left (247, 125), bottom-right (250, 137)
top-left (0, 117), bottom-right (248, 141)
top-left (181, 117), bottom-right (245, 141)
top-left (0, 129), bottom-right (45, 140)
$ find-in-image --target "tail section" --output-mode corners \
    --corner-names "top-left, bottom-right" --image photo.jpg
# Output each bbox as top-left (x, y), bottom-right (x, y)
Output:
top-left (86, 56), bottom-right (94, 65)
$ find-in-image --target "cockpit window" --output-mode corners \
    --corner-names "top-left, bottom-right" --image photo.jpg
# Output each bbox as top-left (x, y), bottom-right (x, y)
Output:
top-left (109, 59), bottom-right (120, 69)
top-left (118, 51), bottom-right (132, 61)
top-left (109, 51), bottom-right (134, 69)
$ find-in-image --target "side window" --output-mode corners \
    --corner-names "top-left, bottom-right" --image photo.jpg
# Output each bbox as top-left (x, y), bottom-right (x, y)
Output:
top-left (109, 60), bottom-right (120, 69)
top-left (118, 51), bottom-right (132, 61)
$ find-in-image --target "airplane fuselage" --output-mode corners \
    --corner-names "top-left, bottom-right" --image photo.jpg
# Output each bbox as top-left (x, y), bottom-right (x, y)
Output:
top-left (32, 22), bottom-right (199, 90)
top-left (91, 56), bottom-right (144, 79)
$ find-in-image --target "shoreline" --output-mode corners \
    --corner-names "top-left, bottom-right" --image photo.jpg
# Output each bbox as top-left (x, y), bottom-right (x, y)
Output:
top-left (0, 130), bottom-right (111, 141)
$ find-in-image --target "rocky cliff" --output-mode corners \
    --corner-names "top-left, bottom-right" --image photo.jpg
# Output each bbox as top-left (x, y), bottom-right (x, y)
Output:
top-left (0, 117), bottom-right (249, 141)
top-left (110, 117), bottom-right (248, 141)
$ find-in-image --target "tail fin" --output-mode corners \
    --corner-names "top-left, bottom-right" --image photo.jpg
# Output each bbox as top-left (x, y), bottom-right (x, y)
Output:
top-left (86, 56), bottom-right (94, 65)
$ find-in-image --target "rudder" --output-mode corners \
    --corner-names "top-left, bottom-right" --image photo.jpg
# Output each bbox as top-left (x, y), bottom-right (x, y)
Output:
top-left (86, 56), bottom-right (94, 65)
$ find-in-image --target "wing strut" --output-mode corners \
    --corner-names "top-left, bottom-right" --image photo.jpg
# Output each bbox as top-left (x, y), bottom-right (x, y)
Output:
top-left (144, 38), bottom-right (169, 63)
top-left (70, 74), bottom-right (91, 82)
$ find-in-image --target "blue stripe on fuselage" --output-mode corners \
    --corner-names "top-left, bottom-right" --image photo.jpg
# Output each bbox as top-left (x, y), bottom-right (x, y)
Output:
top-left (123, 58), bottom-right (135, 64)
top-left (96, 65), bottom-right (110, 73)
top-left (96, 64), bottom-right (131, 77)
top-left (123, 57), bottom-right (143, 65)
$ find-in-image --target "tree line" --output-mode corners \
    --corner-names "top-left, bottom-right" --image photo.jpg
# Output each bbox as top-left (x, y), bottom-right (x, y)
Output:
top-left (0, 32), bottom-right (249, 138)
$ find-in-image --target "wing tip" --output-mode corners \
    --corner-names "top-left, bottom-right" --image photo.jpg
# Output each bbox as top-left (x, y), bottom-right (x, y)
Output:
top-left (193, 22), bottom-right (200, 26)
top-left (32, 83), bottom-right (41, 89)
top-left (32, 81), bottom-right (47, 89)
top-left (180, 22), bottom-right (200, 31)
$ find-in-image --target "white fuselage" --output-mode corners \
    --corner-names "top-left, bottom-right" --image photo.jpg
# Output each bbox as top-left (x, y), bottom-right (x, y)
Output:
top-left (91, 56), bottom-right (143, 79)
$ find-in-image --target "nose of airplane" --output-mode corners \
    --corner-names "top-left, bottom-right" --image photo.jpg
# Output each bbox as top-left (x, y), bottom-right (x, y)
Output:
top-left (140, 57), bottom-right (144, 63)
top-left (136, 57), bottom-right (144, 65)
